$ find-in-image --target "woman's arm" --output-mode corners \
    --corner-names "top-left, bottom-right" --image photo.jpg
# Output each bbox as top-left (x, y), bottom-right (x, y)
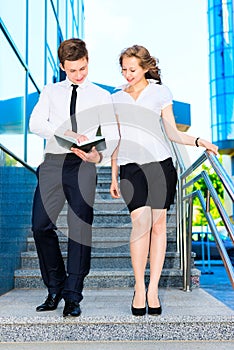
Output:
top-left (110, 112), bottom-right (121, 198)
top-left (161, 104), bottom-right (218, 155)
top-left (110, 146), bottom-right (121, 198)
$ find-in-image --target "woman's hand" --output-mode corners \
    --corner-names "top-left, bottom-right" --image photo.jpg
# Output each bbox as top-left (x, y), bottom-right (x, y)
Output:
top-left (71, 146), bottom-right (101, 163)
top-left (110, 178), bottom-right (121, 198)
top-left (197, 138), bottom-right (219, 156)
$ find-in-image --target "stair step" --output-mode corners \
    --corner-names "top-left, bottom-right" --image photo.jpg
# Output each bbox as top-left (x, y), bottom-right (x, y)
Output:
top-left (57, 210), bottom-right (176, 226)
top-left (19, 223), bottom-right (177, 241)
top-left (20, 251), bottom-right (184, 269)
top-left (26, 236), bottom-right (177, 252)
top-left (96, 166), bottom-right (112, 174)
top-left (94, 200), bottom-right (127, 211)
top-left (47, 223), bottom-right (177, 238)
top-left (14, 268), bottom-right (200, 289)
top-left (0, 287), bottom-right (232, 342)
top-left (95, 189), bottom-right (120, 200)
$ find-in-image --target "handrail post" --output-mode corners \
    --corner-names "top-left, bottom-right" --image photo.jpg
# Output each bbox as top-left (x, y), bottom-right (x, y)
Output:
top-left (185, 196), bottom-right (193, 292)
top-left (182, 198), bottom-right (188, 290)
top-left (170, 144), bottom-right (234, 290)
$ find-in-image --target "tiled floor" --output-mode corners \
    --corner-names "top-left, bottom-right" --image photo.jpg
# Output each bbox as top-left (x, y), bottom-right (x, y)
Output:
top-left (197, 263), bottom-right (234, 310)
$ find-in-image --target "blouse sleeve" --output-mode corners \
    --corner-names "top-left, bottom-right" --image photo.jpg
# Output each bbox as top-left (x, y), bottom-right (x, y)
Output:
top-left (160, 85), bottom-right (173, 110)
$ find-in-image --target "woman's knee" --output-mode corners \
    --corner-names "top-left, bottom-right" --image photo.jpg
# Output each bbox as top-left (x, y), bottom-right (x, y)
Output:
top-left (151, 209), bottom-right (166, 236)
top-left (131, 206), bottom-right (152, 236)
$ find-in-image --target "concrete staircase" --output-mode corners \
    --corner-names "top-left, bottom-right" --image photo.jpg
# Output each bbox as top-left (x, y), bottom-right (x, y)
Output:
top-left (14, 165), bottom-right (199, 290)
top-left (1, 166), bottom-right (234, 344)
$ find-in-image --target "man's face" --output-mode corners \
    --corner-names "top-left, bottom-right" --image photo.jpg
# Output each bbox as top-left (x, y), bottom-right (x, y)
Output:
top-left (60, 57), bottom-right (88, 84)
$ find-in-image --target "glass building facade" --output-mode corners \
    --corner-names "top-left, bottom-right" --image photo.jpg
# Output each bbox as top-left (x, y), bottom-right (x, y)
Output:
top-left (208, 0), bottom-right (234, 154)
top-left (0, 0), bottom-right (85, 166)
top-left (0, 0), bottom-right (84, 296)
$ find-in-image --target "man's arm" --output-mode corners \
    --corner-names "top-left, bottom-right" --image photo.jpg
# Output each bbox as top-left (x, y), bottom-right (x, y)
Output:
top-left (29, 85), bottom-right (56, 139)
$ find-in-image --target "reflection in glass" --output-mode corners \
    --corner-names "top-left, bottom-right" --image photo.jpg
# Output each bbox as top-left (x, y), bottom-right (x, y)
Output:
top-left (28, 0), bottom-right (44, 89)
top-left (0, 33), bottom-right (25, 160)
top-left (0, 0), bottom-right (26, 61)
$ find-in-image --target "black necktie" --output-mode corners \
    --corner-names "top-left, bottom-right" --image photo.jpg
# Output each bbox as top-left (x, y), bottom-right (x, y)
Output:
top-left (70, 84), bottom-right (78, 132)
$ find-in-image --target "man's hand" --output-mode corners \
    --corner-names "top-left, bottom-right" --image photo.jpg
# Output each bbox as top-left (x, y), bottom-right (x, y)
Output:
top-left (71, 146), bottom-right (101, 163)
top-left (64, 130), bottom-right (88, 143)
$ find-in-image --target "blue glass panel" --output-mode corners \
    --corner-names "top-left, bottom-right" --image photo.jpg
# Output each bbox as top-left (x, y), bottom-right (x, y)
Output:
top-left (0, 32), bottom-right (25, 138)
top-left (213, 4), bottom-right (223, 35)
top-left (226, 122), bottom-right (234, 139)
top-left (214, 0), bottom-right (221, 6)
top-left (216, 78), bottom-right (225, 95)
top-left (225, 77), bottom-right (234, 94)
top-left (58, 0), bottom-right (66, 39)
top-left (211, 124), bottom-right (218, 142)
top-left (210, 52), bottom-right (216, 80)
top-left (73, 0), bottom-right (78, 19)
top-left (51, 0), bottom-right (58, 12)
top-left (27, 80), bottom-right (44, 167)
top-left (0, 32), bottom-right (25, 158)
top-left (211, 80), bottom-right (216, 97)
top-left (222, 2), bottom-right (234, 33)
top-left (215, 50), bottom-right (224, 79)
top-left (28, 0), bottom-right (45, 89)
top-left (216, 95), bottom-right (226, 123)
top-left (225, 94), bottom-right (234, 122)
top-left (217, 123), bottom-right (228, 140)
top-left (223, 48), bottom-right (234, 76)
top-left (0, 0), bottom-right (26, 60)
top-left (67, 3), bottom-right (73, 38)
top-left (47, 1), bottom-right (58, 67)
top-left (208, 0), bottom-right (214, 10)
top-left (211, 96), bottom-right (217, 124)
top-left (215, 33), bottom-right (223, 49)
top-left (208, 8), bottom-right (215, 36)
top-left (209, 36), bottom-right (215, 52)
top-left (46, 56), bottom-right (57, 84)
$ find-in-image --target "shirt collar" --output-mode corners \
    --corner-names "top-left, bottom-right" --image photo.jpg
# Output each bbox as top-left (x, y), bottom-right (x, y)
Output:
top-left (65, 76), bottom-right (89, 89)
top-left (115, 79), bottom-right (160, 91)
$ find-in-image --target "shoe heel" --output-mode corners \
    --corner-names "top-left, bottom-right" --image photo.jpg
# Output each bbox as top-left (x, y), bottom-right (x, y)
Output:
top-left (131, 292), bottom-right (146, 316)
top-left (146, 294), bottom-right (162, 316)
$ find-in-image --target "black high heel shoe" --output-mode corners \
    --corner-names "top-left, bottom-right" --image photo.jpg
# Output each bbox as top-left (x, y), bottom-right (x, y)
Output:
top-left (131, 292), bottom-right (146, 316)
top-left (146, 293), bottom-right (162, 316)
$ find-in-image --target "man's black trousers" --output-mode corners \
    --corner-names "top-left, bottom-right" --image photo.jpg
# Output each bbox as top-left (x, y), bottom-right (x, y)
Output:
top-left (32, 153), bottom-right (96, 303)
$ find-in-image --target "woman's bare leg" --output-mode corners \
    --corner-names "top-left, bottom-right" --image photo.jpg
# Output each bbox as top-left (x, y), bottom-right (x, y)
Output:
top-left (130, 206), bottom-right (152, 308)
top-left (147, 209), bottom-right (167, 307)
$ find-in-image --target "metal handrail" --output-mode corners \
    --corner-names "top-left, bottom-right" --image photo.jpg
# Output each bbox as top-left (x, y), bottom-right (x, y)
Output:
top-left (184, 171), bottom-right (234, 244)
top-left (0, 143), bottom-right (36, 174)
top-left (183, 186), bottom-right (234, 289)
top-left (208, 152), bottom-right (234, 202)
top-left (171, 144), bottom-right (234, 291)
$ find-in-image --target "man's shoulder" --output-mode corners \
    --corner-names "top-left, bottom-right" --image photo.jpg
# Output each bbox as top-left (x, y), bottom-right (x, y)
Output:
top-left (42, 80), bottom-right (67, 92)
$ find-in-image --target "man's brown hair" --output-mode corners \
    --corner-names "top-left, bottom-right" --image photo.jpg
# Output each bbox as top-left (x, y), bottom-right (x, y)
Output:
top-left (58, 38), bottom-right (88, 67)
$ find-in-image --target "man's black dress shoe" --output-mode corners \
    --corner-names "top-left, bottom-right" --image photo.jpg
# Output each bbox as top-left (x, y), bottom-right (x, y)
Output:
top-left (36, 293), bottom-right (62, 312)
top-left (63, 300), bottom-right (81, 317)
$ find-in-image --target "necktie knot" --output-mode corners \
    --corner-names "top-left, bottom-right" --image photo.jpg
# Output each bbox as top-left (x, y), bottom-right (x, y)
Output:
top-left (71, 84), bottom-right (78, 90)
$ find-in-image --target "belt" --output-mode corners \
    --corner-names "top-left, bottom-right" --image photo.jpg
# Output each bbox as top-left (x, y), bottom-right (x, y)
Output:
top-left (45, 153), bottom-right (81, 161)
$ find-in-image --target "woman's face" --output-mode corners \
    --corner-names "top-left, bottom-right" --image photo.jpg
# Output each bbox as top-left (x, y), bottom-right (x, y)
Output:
top-left (121, 56), bottom-right (148, 86)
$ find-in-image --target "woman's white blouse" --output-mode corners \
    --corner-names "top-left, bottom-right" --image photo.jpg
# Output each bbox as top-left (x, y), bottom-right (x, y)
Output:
top-left (112, 81), bottom-right (173, 165)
